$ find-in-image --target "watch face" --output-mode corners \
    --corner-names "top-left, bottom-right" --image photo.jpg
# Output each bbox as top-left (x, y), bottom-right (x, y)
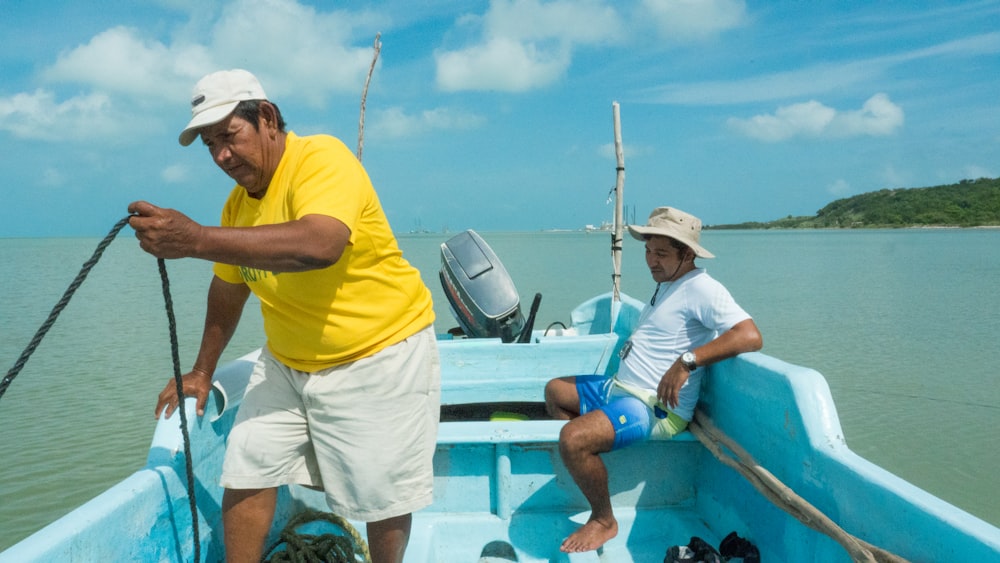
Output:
top-left (682, 352), bottom-right (695, 366)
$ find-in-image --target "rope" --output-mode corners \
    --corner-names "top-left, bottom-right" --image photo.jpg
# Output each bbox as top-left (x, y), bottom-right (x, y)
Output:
top-left (157, 257), bottom-right (201, 563)
top-left (688, 409), bottom-right (910, 563)
top-left (1, 216), bottom-right (131, 401)
top-left (0, 216), bottom-right (201, 562)
top-left (261, 509), bottom-right (371, 563)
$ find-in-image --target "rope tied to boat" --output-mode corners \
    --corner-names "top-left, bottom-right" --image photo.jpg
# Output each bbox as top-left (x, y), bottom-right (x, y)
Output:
top-left (261, 509), bottom-right (371, 563)
top-left (0, 216), bottom-right (202, 562)
top-left (689, 408), bottom-right (910, 563)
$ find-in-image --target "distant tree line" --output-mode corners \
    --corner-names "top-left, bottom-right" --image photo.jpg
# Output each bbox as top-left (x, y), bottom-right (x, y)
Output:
top-left (708, 177), bottom-right (1000, 229)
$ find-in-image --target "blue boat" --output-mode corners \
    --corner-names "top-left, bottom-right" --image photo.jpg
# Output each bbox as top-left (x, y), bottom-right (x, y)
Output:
top-left (3, 269), bottom-right (1000, 561)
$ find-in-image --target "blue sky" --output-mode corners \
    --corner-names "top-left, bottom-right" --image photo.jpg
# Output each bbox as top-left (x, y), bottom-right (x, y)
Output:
top-left (1, 0), bottom-right (998, 237)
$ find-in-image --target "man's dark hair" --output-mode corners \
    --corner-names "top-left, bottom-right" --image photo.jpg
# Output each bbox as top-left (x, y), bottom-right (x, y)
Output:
top-left (668, 238), bottom-right (690, 254)
top-left (233, 99), bottom-right (286, 132)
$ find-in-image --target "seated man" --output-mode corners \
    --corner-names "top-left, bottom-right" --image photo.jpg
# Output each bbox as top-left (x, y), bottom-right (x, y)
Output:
top-left (544, 206), bottom-right (763, 553)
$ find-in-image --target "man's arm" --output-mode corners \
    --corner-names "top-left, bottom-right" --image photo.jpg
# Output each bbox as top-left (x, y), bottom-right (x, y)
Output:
top-left (658, 318), bottom-right (763, 409)
top-left (128, 200), bottom-right (351, 273)
top-left (155, 275), bottom-right (251, 418)
top-left (687, 318), bottom-right (763, 368)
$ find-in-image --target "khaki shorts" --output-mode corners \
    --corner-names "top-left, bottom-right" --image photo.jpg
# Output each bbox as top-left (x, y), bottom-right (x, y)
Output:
top-left (221, 325), bottom-right (441, 522)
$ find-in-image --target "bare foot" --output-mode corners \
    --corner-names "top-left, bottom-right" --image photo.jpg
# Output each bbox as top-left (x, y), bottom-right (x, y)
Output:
top-left (559, 518), bottom-right (618, 553)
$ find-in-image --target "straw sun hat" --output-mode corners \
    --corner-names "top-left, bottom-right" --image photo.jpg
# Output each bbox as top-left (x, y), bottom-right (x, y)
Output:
top-left (627, 206), bottom-right (715, 259)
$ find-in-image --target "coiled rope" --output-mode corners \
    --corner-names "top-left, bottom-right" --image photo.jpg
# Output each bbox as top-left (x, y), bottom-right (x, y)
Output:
top-left (0, 216), bottom-right (201, 562)
top-left (261, 509), bottom-right (371, 563)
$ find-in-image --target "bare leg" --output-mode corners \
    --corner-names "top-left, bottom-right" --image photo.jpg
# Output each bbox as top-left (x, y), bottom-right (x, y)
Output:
top-left (558, 411), bottom-right (618, 553)
top-left (222, 487), bottom-right (277, 563)
top-left (544, 376), bottom-right (581, 420)
top-left (367, 513), bottom-right (412, 563)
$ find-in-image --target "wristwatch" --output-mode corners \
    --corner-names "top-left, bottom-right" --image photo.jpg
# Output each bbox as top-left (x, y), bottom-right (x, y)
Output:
top-left (680, 351), bottom-right (698, 371)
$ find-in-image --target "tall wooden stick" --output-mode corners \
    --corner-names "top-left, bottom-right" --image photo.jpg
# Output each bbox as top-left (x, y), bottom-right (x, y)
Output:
top-left (611, 102), bottom-right (625, 307)
top-left (357, 33), bottom-right (382, 162)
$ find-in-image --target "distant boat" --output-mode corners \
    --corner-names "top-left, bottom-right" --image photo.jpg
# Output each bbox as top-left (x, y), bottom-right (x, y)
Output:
top-left (4, 229), bottom-right (1000, 562)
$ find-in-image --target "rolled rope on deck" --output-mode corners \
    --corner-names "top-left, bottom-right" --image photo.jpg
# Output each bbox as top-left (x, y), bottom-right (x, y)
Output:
top-left (261, 509), bottom-right (371, 563)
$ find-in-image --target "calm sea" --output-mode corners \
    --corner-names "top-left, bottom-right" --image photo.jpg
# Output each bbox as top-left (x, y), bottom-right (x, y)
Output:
top-left (1, 228), bottom-right (999, 550)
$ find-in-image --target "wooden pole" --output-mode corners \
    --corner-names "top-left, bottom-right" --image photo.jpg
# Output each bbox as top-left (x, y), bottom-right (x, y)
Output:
top-left (611, 102), bottom-right (625, 308)
top-left (357, 33), bottom-right (382, 162)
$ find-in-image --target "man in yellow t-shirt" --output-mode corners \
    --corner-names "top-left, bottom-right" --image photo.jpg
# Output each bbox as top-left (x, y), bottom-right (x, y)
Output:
top-left (128, 69), bottom-right (439, 563)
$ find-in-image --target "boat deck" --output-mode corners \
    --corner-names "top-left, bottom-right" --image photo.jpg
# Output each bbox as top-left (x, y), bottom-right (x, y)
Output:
top-left (281, 416), bottom-right (726, 563)
top-left (408, 505), bottom-right (714, 562)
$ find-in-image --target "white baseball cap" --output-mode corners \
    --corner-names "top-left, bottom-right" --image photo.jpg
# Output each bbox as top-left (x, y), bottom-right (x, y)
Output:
top-left (178, 69), bottom-right (268, 146)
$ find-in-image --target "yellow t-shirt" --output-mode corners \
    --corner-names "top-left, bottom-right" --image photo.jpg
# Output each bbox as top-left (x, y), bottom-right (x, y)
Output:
top-left (213, 132), bottom-right (435, 371)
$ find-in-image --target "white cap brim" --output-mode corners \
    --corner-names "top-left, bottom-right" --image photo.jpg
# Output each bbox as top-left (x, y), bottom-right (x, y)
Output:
top-left (178, 100), bottom-right (240, 146)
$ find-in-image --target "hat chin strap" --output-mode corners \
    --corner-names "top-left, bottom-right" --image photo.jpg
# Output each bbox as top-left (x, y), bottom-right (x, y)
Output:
top-left (665, 259), bottom-right (686, 282)
top-left (666, 250), bottom-right (698, 281)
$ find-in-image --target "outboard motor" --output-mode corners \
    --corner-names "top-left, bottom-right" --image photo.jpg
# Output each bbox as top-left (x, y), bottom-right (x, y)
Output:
top-left (439, 230), bottom-right (539, 342)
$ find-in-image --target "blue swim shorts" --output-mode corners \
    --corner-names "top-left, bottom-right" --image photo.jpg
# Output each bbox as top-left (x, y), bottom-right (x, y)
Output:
top-left (575, 374), bottom-right (687, 450)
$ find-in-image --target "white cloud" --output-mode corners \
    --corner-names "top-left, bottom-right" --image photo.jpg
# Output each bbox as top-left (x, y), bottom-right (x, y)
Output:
top-left (727, 93), bottom-right (903, 142)
top-left (43, 27), bottom-right (193, 103)
top-left (436, 38), bottom-right (571, 92)
top-left (371, 106), bottom-right (486, 139)
top-left (728, 100), bottom-right (835, 142)
top-left (0, 89), bottom-right (125, 141)
top-left (161, 164), bottom-right (190, 184)
top-left (885, 32), bottom-right (1000, 64)
top-left (827, 179), bottom-right (852, 197)
top-left (640, 0), bottom-right (748, 41)
top-left (435, 0), bottom-right (624, 92)
top-left (828, 93), bottom-right (904, 137)
top-left (7, 0), bottom-right (383, 142)
top-left (639, 33), bottom-right (999, 106)
top-left (40, 1), bottom-right (379, 105)
top-left (206, 0), bottom-right (379, 105)
top-left (639, 61), bottom-right (875, 105)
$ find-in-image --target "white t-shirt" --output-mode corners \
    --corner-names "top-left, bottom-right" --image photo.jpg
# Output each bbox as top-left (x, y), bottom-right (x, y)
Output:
top-left (616, 268), bottom-right (751, 420)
